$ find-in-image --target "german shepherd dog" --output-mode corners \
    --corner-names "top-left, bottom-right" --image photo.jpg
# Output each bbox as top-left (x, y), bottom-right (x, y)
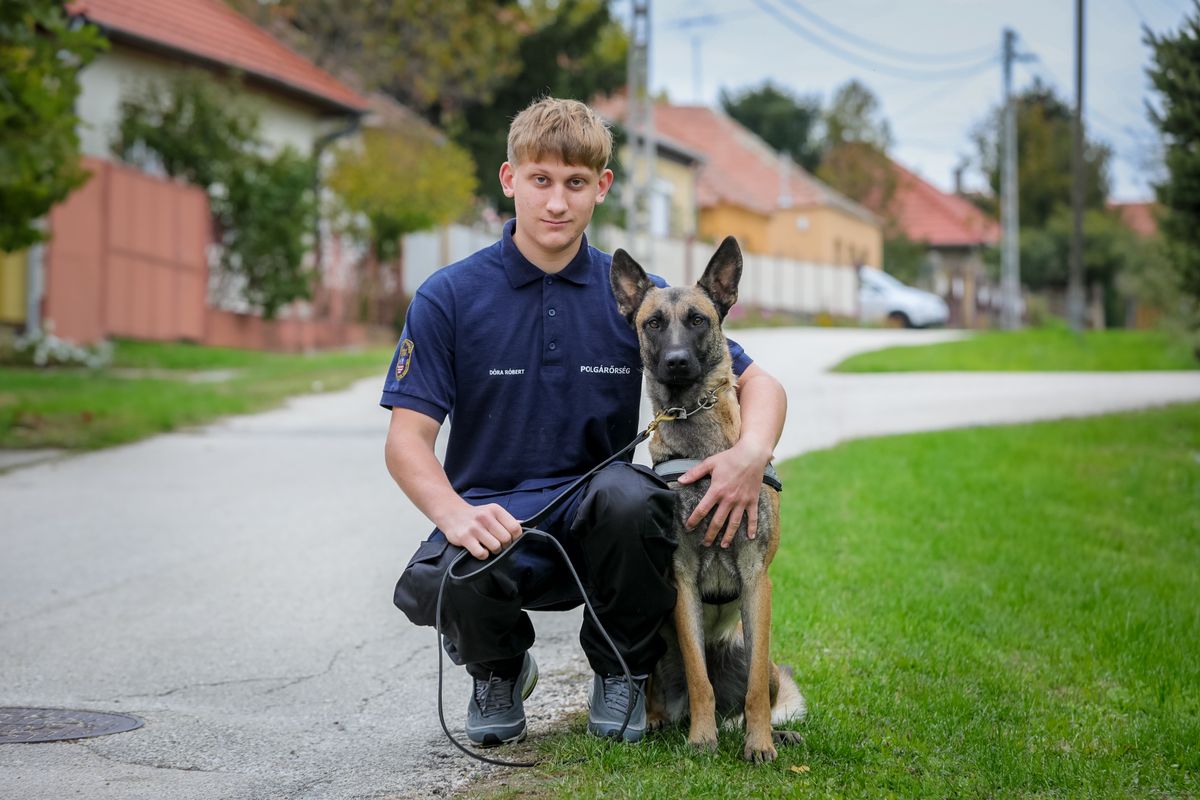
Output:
top-left (610, 237), bottom-right (805, 763)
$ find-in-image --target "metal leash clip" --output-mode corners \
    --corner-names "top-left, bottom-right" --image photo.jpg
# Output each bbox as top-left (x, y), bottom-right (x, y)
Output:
top-left (655, 381), bottom-right (728, 426)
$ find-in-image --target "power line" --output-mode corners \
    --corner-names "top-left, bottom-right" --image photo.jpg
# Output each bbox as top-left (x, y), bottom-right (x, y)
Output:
top-left (1123, 0), bottom-right (1149, 27)
top-left (660, 11), bottom-right (749, 31)
top-left (1020, 53), bottom-right (1156, 156)
top-left (890, 74), bottom-right (992, 121)
top-left (750, 0), bottom-right (998, 81)
top-left (772, 0), bottom-right (998, 65)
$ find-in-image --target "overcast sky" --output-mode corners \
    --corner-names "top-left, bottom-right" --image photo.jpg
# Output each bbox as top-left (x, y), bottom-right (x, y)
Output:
top-left (617, 0), bottom-right (1191, 202)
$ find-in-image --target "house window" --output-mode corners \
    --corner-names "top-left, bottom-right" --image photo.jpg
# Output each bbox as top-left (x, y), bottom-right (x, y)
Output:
top-left (649, 178), bottom-right (672, 238)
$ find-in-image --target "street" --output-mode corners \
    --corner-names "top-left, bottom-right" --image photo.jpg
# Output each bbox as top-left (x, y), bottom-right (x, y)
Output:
top-left (3, 327), bottom-right (1199, 799)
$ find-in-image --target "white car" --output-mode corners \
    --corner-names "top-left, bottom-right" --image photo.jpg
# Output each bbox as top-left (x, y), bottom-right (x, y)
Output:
top-left (857, 267), bottom-right (949, 328)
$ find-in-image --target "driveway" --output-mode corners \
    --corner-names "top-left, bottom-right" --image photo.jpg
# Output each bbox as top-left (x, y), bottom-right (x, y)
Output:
top-left (2, 328), bottom-right (1199, 799)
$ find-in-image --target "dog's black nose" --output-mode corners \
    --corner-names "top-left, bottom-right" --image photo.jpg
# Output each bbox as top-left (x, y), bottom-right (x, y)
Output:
top-left (664, 349), bottom-right (692, 374)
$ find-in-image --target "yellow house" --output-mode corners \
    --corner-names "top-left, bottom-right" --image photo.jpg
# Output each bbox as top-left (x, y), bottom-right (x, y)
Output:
top-left (654, 104), bottom-right (881, 266)
top-left (613, 129), bottom-right (704, 240)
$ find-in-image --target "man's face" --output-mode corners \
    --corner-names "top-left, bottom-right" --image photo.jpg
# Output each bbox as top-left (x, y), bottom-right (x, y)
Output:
top-left (499, 158), bottom-right (614, 269)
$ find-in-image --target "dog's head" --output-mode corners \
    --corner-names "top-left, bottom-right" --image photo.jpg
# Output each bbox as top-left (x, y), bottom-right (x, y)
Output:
top-left (610, 236), bottom-right (743, 388)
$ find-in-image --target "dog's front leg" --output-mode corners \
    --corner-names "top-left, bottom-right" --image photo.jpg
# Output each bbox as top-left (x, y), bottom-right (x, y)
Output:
top-left (674, 581), bottom-right (718, 751)
top-left (740, 571), bottom-right (777, 763)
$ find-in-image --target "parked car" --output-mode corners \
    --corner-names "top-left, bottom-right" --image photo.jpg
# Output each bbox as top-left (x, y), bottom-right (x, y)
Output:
top-left (857, 267), bottom-right (949, 328)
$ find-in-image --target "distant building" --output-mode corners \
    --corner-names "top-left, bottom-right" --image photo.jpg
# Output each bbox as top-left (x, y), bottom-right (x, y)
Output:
top-left (1108, 201), bottom-right (1159, 238)
top-left (875, 159), bottom-right (1001, 328)
top-left (617, 129), bottom-right (705, 240)
top-left (8, 0), bottom-right (373, 348)
top-left (68, 0), bottom-right (368, 160)
top-left (1108, 201), bottom-right (1162, 329)
top-left (594, 96), bottom-right (882, 269)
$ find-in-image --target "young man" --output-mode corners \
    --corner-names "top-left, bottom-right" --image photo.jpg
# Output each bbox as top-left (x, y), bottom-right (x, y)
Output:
top-left (383, 98), bottom-right (786, 747)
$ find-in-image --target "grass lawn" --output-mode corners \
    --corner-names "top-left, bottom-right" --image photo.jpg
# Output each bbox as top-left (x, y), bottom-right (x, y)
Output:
top-left (834, 326), bottom-right (1199, 372)
top-left (0, 339), bottom-right (393, 450)
top-left (481, 404), bottom-right (1200, 798)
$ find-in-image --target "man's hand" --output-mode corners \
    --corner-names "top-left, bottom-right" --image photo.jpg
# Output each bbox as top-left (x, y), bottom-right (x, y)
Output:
top-left (677, 441), bottom-right (772, 548)
top-left (437, 502), bottom-right (523, 560)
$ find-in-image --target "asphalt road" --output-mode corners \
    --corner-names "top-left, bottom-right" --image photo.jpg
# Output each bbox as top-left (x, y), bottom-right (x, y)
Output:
top-left (3, 328), bottom-right (1199, 799)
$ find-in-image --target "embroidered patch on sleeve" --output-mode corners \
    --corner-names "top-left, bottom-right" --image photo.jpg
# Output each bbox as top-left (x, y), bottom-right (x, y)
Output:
top-left (395, 339), bottom-right (414, 380)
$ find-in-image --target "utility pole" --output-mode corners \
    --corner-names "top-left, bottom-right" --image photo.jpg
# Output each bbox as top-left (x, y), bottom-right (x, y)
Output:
top-left (625, 0), bottom-right (655, 260)
top-left (1000, 28), bottom-right (1021, 330)
top-left (1068, 0), bottom-right (1086, 330)
top-left (661, 14), bottom-right (720, 103)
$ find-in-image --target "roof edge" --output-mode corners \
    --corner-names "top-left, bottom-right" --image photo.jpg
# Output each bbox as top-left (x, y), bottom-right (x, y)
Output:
top-left (77, 16), bottom-right (368, 116)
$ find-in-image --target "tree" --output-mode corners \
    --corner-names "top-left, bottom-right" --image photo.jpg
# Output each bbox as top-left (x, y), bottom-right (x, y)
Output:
top-left (719, 81), bottom-right (823, 172)
top-left (328, 123), bottom-right (478, 261)
top-left (823, 79), bottom-right (891, 151)
top-left (881, 232), bottom-right (928, 286)
top-left (114, 71), bottom-right (317, 318)
top-left (113, 69), bottom-right (259, 189)
top-left (218, 148), bottom-right (316, 319)
top-left (259, 0), bottom-right (522, 117)
top-left (816, 80), bottom-right (895, 212)
top-left (0, 1), bottom-right (107, 252)
top-left (972, 79), bottom-right (1111, 227)
top-left (1018, 207), bottom-right (1141, 325)
top-left (1146, 4), bottom-right (1200, 331)
top-left (250, 0), bottom-right (627, 213)
top-left (445, 0), bottom-right (628, 211)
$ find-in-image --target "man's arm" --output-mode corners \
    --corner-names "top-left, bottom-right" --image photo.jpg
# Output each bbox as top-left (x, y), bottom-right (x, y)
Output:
top-left (385, 407), bottom-right (521, 560)
top-left (676, 362), bottom-right (787, 547)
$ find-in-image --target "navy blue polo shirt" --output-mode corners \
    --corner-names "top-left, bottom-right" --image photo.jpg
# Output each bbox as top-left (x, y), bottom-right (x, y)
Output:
top-left (380, 219), bottom-right (752, 498)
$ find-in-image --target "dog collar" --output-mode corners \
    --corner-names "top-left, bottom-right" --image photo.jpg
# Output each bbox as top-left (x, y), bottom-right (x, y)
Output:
top-left (646, 380), bottom-right (732, 434)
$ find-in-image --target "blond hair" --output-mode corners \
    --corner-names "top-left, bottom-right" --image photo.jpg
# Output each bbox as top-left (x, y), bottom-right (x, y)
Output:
top-left (506, 97), bottom-right (612, 172)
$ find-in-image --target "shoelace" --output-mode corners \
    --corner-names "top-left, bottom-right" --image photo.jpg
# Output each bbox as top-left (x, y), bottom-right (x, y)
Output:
top-left (602, 675), bottom-right (641, 710)
top-left (475, 674), bottom-right (515, 716)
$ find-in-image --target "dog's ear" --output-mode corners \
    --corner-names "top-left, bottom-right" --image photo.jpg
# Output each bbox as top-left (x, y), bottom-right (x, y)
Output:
top-left (610, 248), bottom-right (654, 325)
top-left (697, 236), bottom-right (742, 321)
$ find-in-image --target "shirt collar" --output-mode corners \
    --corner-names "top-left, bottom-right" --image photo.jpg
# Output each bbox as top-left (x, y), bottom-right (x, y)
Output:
top-left (501, 218), bottom-right (593, 288)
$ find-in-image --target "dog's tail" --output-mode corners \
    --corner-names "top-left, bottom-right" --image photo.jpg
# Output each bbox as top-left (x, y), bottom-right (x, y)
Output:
top-left (706, 641), bottom-right (808, 725)
top-left (771, 663), bottom-right (807, 725)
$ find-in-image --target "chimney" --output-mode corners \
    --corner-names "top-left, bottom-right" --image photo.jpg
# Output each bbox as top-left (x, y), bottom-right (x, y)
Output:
top-left (953, 157), bottom-right (968, 195)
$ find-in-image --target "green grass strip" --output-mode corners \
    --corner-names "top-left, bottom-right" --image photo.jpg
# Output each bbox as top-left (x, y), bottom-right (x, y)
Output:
top-left (489, 404), bottom-right (1199, 799)
top-left (0, 339), bottom-right (393, 449)
top-left (834, 327), bottom-right (1199, 372)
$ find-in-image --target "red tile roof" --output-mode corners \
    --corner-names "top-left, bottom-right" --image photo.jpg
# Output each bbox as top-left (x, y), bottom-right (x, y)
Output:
top-left (1108, 201), bottom-right (1159, 238)
top-left (68, 0), bottom-right (368, 114)
top-left (594, 95), bottom-right (875, 223)
top-left (883, 159), bottom-right (999, 248)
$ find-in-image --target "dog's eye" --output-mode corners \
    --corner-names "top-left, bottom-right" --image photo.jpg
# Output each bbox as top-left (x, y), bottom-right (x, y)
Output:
top-left (690, 315), bottom-right (705, 327)
top-left (646, 318), bottom-right (661, 330)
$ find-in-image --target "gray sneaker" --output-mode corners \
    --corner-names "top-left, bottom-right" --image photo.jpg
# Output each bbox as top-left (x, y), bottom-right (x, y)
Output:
top-left (465, 653), bottom-right (538, 747)
top-left (586, 672), bottom-right (647, 742)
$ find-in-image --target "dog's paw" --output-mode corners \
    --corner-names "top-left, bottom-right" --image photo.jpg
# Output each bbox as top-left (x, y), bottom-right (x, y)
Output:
top-left (645, 713), bottom-right (668, 733)
top-left (772, 728), bottom-right (803, 746)
top-left (743, 733), bottom-right (778, 763)
top-left (687, 722), bottom-right (719, 752)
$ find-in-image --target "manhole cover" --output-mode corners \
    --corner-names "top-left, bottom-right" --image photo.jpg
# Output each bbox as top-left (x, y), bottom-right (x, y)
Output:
top-left (0, 707), bottom-right (143, 744)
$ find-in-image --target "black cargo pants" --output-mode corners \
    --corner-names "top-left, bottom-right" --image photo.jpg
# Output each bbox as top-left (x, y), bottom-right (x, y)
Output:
top-left (394, 462), bottom-right (677, 680)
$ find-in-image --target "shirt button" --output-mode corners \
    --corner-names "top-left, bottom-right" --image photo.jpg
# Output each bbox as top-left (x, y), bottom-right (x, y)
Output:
top-left (547, 308), bottom-right (556, 317)
top-left (545, 277), bottom-right (554, 285)
top-left (548, 342), bottom-right (557, 351)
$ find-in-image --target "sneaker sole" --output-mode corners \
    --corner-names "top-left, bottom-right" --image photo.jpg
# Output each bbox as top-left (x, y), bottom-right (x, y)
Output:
top-left (586, 722), bottom-right (645, 743)
top-left (472, 727), bottom-right (528, 748)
